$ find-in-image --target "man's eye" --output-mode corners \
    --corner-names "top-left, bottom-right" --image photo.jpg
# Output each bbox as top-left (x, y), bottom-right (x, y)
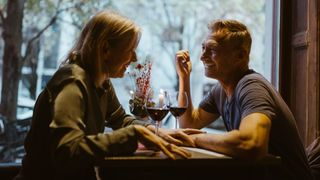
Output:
top-left (210, 49), bottom-right (216, 53)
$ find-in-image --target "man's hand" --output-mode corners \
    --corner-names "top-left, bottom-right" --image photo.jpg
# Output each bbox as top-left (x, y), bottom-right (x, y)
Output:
top-left (175, 50), bottom-right (192, 79)
top-left (147, 125), bottom-right (205, 147)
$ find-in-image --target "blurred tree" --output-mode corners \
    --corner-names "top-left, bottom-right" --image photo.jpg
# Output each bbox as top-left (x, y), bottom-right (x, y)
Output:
top-left (0, 0), bottom-right (112, 121)
top-left (0, 0), bottom-right (95, 162)
top-left (21, 0), bottom-right (113, 99)
top-left (113, 0), bottom-right (249, 91)
top-left (110, 0), bottom-right (265, 118)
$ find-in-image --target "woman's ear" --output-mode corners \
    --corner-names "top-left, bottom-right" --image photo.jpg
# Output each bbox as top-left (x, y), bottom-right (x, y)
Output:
top-left (101, 41), bottom-right (111, 61)
top-left (103, 41), bottom-right (110, 52)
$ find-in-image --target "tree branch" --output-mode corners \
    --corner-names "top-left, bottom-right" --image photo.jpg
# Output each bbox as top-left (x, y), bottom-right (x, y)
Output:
top-left (161, 0), bottom-right (173, 27)
top-left (0, 8), bottom-right (6, 27)
top-left (159, 42), bottom-right (176, 83)
top-left (22, 1), bottom-right (84, 63)
top-left (57, 16), bottom-right (82, 30)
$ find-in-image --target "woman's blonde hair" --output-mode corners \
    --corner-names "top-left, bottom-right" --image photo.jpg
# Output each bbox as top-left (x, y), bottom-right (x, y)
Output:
top-left (64, 10), bottom-right (141, 82)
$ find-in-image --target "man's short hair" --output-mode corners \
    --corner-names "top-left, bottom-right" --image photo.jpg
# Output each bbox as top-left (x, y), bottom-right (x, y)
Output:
top-left (208, 19), bottom-right (252, 55)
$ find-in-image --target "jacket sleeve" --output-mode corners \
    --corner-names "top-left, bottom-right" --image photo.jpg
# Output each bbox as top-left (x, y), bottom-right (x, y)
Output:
top-left (49, 82), bottom-right (138, 167)
top-left (104, 80), bottom-right (151, 130)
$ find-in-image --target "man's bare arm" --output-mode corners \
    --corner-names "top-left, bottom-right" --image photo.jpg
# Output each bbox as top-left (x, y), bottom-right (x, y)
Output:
top-left (179, 107), bottom-right (220, 129)
top-left (191, 113), bottom-right (271, 160)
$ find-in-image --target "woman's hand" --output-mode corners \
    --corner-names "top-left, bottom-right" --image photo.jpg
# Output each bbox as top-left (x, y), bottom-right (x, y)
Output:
top-left (146, 124), bottom-right (205, 147)
top-left (157, 128), bottom-right (206, 147)
top-left (133, 125), bottom-right (191, 160)
top-left (175, 50), bottom-right (192, 79)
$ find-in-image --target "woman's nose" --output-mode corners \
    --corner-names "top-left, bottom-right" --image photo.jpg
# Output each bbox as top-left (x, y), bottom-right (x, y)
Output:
top-left (132, 52), bottom-right (137, 62)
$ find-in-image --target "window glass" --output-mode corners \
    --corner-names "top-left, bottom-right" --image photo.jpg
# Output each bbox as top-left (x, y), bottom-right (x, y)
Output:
top-left (110, 0), bottom-right (273, 132)
top-left (0, 0), bottom-right (274, 163)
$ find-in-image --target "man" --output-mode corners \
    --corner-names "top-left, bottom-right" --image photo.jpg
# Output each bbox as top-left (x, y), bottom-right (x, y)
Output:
top-left (175, 19), bottom-right (313, 180)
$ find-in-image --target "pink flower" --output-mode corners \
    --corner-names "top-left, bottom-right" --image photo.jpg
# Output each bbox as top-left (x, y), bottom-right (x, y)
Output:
top-left (129, 57), bottom-right (152, 117)
top-left (130, 57), bottom-right (152, 105)
top-left (135, 63), bottom-right (143, 70)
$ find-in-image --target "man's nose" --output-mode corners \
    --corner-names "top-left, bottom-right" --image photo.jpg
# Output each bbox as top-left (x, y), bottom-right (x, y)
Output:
top-left (200, 51), bottom-right (208, 62)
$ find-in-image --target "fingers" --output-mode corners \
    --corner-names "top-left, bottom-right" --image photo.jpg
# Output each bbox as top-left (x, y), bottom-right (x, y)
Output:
top-left (163, 135), bottom-right (183, 146)
top-left (176, 50), bottom-right (190, 63)
top-left (182, 128), bottom-right (207, 135)
top-left (174, 131), bottom-right (196, 147)
top-left (157, 128), bottom-right (183, 145)
top-left (166, 129), bottom-right (196, 147)
top-left (175, 50), bottom-right (192, 77)
top-left (160, 143), bottom-right (191, 159)
top-left (158, 128), bottom-right (196, 147)
top-left (134, 125), bottom-right (186, 159)
top-left (159, 143), bottom-right (176, 160)
top-left (168, 144), bottom-right (191, 158)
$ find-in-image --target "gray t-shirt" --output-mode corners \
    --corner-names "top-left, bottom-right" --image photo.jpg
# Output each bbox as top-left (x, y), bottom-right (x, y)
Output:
top-left (199, 70), bottom-right (313, 180)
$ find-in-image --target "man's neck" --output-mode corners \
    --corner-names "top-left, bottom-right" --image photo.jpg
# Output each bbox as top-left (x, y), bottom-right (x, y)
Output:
top-left (220, 69), bottom-right (250, 98)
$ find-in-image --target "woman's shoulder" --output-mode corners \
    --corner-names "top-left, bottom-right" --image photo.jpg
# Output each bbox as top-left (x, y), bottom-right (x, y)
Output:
top-left (46, 63), bottom-right (91, 91)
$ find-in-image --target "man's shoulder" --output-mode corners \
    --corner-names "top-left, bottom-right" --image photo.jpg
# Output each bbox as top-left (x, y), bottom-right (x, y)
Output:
top-left (234, 71), bottom-right (276, 99)
top-left (237, 71), bottom-right (270, 88)
top-left (241, 70), bottom-right (265, 81)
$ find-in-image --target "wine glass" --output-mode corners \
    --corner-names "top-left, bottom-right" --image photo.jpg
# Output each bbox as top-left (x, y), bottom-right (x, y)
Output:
top-left (145, 89), bottom-right (169, 136)
top-left (168, 91), bottom-right (188, 129)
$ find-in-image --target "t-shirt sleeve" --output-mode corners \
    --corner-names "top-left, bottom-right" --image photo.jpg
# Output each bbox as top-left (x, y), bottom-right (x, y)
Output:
top-left (237, 78), bottom-right (276, 121)
top-left (199, 84), bottom-right (220, 115)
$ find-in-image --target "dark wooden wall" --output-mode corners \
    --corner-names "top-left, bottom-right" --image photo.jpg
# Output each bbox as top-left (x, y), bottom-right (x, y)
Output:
top-left (279, 0), bottom-right (319, 146)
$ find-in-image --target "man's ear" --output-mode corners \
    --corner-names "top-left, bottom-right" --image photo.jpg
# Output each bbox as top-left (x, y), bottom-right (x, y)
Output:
top-left (237, 49), bottom-right (250, 62)
top-left (237, 49), bottom-right (246, 59)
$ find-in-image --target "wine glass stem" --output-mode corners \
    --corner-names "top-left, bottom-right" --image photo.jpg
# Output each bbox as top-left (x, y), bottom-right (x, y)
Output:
top-left (155, 121), bottom-right (159, 136)
top-left (175, 117), bottom-right (179, 129)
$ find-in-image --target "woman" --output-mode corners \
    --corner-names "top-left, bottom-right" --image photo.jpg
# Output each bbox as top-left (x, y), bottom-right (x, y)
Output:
top-left (15, 10), bottom-right (193, 180)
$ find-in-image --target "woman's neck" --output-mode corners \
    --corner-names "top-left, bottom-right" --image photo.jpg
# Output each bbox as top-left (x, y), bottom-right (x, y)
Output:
top-left (95, 74), bottom-right (107, 88)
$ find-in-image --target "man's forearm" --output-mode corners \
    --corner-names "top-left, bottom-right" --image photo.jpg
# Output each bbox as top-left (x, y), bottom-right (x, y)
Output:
top-left (193, 131), bottom-right (267, 160)
top-left (178, 76), bottom-right (195, 128)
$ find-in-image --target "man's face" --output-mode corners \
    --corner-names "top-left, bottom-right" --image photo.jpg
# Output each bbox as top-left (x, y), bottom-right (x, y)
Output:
top-left (200, 34), bottom-right (239, 80)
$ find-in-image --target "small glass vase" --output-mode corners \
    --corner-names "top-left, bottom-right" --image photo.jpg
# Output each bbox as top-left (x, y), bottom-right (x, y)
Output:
top-left (129, 99), bottom-right (148, 119)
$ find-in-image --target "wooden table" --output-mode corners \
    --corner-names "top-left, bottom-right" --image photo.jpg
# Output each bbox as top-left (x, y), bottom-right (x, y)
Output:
top-left (98, 147), bottom-right (281, 180)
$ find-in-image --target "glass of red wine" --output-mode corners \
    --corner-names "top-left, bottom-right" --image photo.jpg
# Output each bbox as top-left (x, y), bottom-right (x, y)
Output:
top-left (145, 89), bottom-right (169, 135)
top-left (168, 91), bottom-right (188, 129)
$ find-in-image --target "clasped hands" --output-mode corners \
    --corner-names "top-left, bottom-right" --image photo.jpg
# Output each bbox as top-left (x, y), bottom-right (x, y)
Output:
top-left (134, 125), bottom-right (205, 160)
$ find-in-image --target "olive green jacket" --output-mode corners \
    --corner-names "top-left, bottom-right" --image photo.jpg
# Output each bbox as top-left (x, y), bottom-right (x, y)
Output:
top-left (18, 63), bottom-right (149, 180)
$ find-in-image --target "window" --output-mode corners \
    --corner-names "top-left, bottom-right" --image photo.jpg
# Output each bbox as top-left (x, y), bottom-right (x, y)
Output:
top-left (110, 0), bottom-right (278, 132)
top-left (0, 0), bottom-right (278, 163)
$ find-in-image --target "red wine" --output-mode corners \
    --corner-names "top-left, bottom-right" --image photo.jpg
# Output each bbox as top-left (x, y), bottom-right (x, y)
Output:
top-left (146, 107), bottom-right (169, 121)
top-left (169, 107), bottom-right (187, 117)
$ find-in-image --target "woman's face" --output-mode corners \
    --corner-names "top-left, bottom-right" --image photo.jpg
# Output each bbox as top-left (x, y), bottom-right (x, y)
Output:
top-left (104, 36), bottom-right (138, 78)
